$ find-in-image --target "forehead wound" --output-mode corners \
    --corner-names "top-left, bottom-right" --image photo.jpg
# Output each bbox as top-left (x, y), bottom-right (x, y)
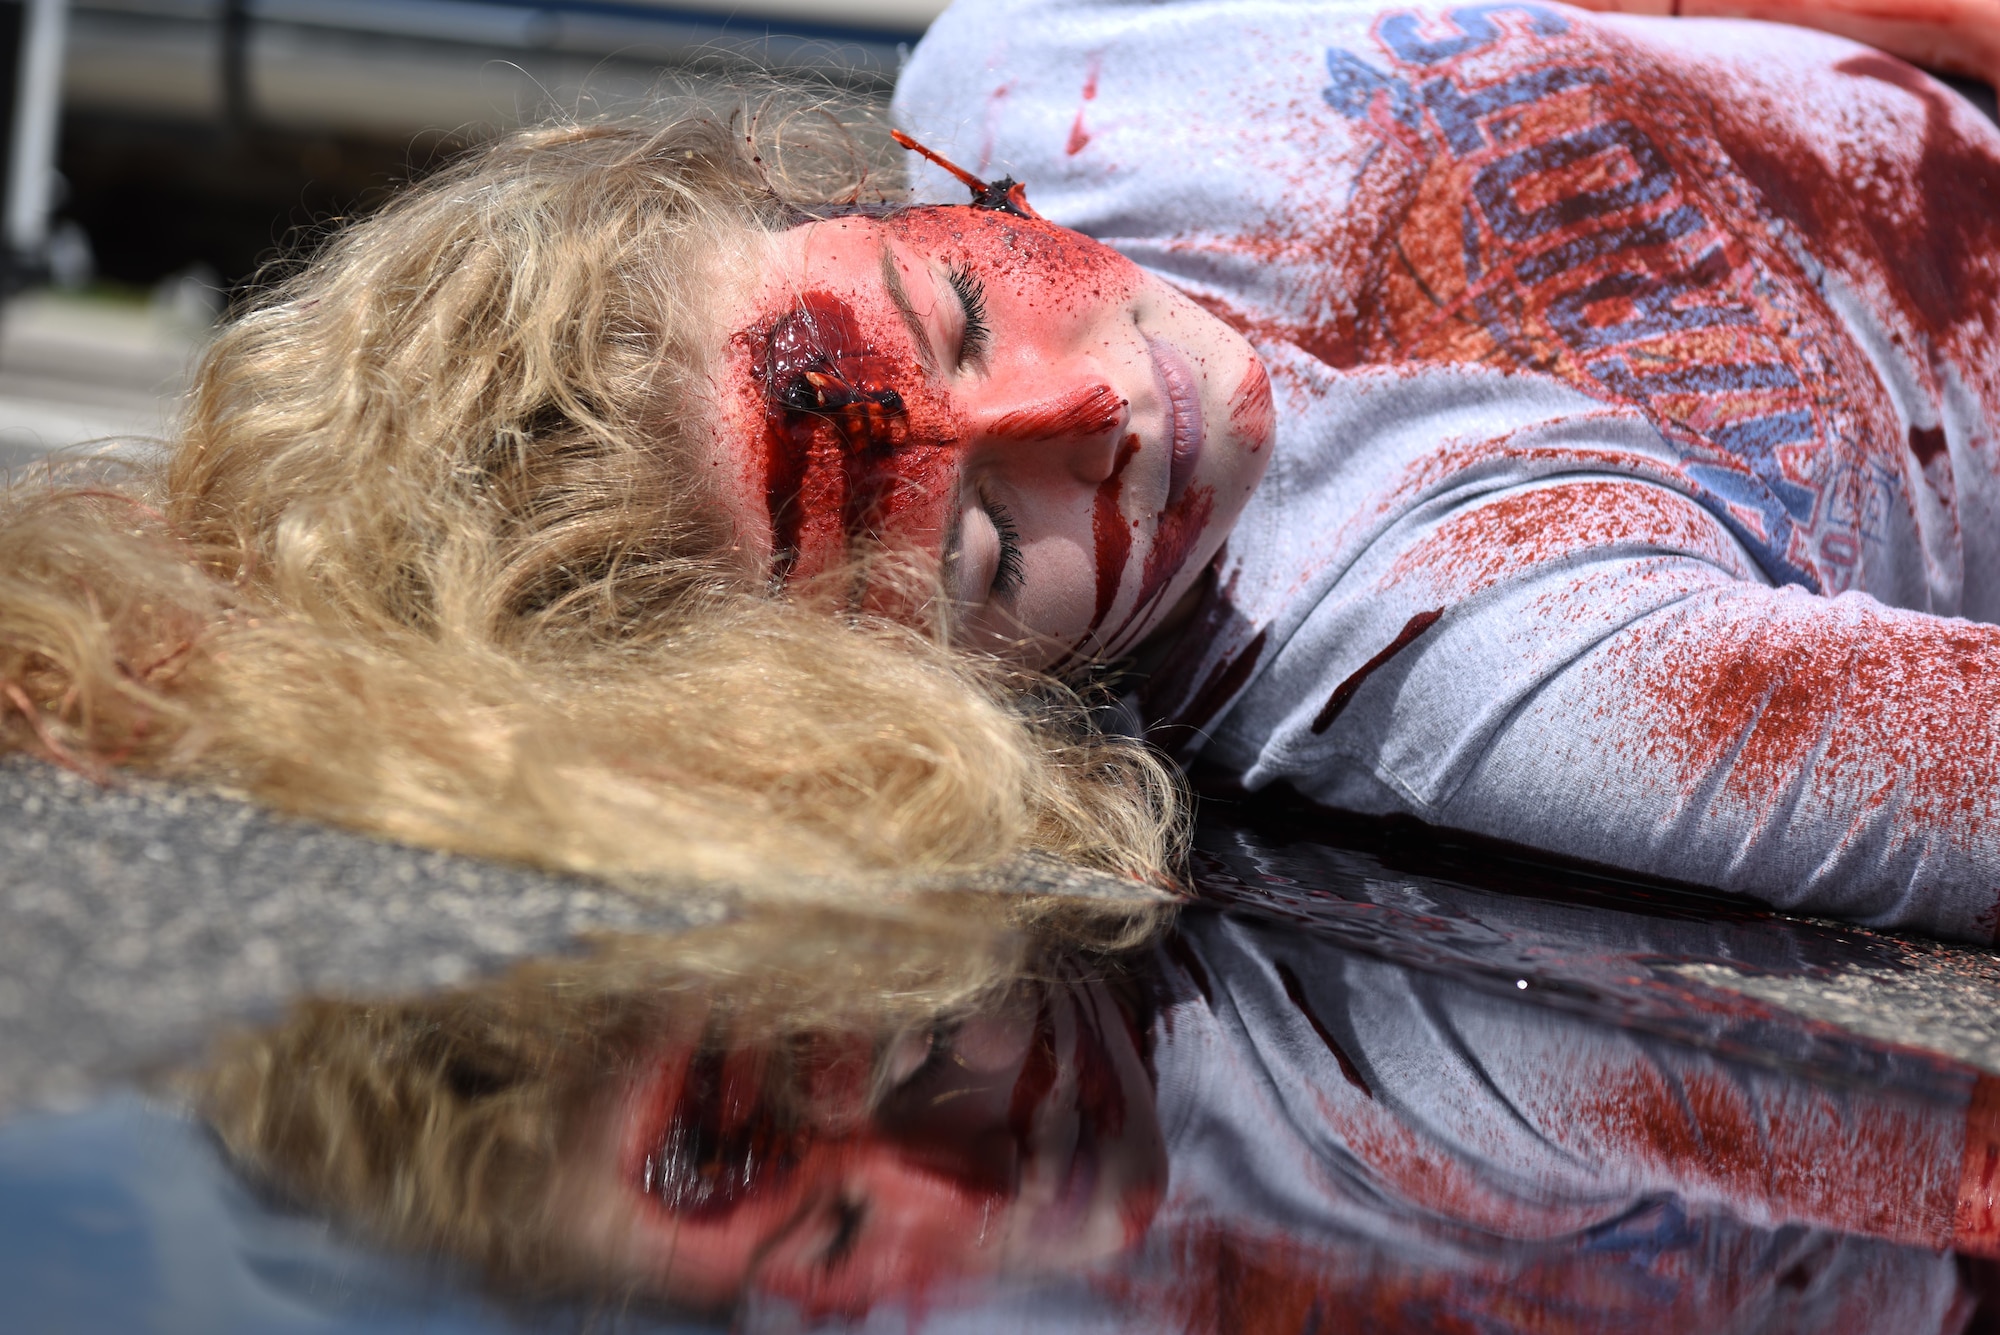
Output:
top-left (757, 290), bottom-right (958, 583)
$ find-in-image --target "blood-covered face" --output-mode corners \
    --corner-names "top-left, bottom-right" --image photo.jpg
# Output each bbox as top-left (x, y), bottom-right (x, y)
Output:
top-left (705, 207), bottom-right (1274, 668)
top-left (556, 982), bottom-right (1166, 1318)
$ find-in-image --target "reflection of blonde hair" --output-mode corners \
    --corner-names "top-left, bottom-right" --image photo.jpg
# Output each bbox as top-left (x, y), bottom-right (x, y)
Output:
top-left (197, 897), bottom-right (1169, 1292)
top-left (0, 108), bottom-right (1183, 898)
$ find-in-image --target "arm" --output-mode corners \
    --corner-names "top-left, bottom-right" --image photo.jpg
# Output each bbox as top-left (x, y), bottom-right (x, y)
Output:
top-left (1248, 472), bottom-right (2000, 942)
top-left (1565, 0), bottom-right (2000, 88)
top-left (1436, 576), bottom-right (2000, 937)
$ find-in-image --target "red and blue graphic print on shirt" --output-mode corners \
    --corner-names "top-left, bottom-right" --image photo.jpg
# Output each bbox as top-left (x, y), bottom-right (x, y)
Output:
top-left (1320, 3), bottom-right (1920, 594)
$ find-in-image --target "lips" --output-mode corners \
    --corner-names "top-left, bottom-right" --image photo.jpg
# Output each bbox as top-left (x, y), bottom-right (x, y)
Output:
top-left (1146, 335), bottom-right (1205, 505)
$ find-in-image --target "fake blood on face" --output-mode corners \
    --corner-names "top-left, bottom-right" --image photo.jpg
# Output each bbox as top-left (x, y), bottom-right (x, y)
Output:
top-left (1226, 359), bottom-right (1274, 453)
top-left (632, 1013), bottom-right (1062, 1256)
top-left (885, 207), bottom-right (1139, 322)
top-left (1088, 434), bottom-right (1143, 639)
top-left (992, 383), bottom-right (1126, 441)
top-left (1108, 483), bottom-right (1216, 657)
top-left (884, 207), bottom-right (1216, 659)
top-left (758, 291), bottom-right (958, 583)
top-left (639, 1043), bottom-right (799, 1219)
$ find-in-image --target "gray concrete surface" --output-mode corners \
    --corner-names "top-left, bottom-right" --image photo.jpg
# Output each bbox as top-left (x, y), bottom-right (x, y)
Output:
top-left (0, 755), bottom-right (715, 1118)
top-left (0, 754), bottom-right (1168, 1122)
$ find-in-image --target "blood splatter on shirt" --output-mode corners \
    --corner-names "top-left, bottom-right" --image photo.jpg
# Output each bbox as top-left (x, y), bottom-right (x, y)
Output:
top-left (897, 0), bottom-right (2000, 939)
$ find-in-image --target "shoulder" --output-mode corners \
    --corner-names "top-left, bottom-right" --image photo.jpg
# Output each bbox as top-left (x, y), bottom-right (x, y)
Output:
top-left (895, 0), bottom-right (1397, 189)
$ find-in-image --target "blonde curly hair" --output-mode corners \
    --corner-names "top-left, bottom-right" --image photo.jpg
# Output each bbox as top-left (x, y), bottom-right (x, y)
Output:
top-left (0, 106), bottom-right (1185, 902)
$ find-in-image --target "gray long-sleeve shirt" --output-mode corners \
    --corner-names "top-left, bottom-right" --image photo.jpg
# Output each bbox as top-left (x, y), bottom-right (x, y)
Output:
top-left (895, 0), bottom-right (2000, 939)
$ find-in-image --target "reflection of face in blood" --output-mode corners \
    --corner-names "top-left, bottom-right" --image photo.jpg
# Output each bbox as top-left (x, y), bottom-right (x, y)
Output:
top-left (556, 980), bottom-right (1166, 1318)
top-left (704, 207), bottom-right (1274, 668)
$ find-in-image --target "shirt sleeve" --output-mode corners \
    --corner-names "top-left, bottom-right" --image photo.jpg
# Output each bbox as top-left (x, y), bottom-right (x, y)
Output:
top-left (1218, 466), bottom-right (2000, 942)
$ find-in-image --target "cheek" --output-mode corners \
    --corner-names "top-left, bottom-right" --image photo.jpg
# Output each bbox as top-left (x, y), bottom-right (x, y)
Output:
top-left (993, 524), bottom-right (1104, 653)
top-left (1027, 536), bottom-right (1103, 619)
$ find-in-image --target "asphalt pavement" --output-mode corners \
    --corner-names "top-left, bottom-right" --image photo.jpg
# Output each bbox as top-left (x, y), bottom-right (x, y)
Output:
top-left (0, 755), bottom-right (714, 1117)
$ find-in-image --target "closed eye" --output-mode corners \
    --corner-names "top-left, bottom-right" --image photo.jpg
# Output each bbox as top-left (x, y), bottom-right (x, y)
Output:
top-left (947, 264), bottom-right (991, 367)
top-left (945, 493), bottom-right (1026, 605)
top-left (985, 499), bottom-right (1024, 596)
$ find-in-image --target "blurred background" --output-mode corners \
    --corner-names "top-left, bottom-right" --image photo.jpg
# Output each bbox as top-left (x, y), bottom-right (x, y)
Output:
top-left (0, 0), bottom-right (940, 468)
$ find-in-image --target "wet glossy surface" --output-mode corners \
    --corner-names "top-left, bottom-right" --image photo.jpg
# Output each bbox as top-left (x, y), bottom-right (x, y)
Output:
top-left (10, 799), bottom-right (2000, 1332)
top-left (1188, 799), bottom-right (2000, 1097)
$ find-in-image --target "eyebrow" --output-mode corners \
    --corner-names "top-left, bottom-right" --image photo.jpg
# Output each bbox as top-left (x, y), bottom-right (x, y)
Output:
top-left (879, 246), bottom-right (939, 374)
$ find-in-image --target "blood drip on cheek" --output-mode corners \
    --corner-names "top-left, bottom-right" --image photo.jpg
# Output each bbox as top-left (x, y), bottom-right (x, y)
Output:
top-left (758, 291), bottom-right (956, 582)
top-left (1107, 484), bottom-right (1215, 656)
top-left (1088, 435), bottom-right (1142, 638)
top-left (1227, 359), bottom-right (1274, 452)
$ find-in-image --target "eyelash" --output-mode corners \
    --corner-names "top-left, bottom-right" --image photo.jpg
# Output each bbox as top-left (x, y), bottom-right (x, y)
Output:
top-left (821, 1196), bottom-right (865, 1273)
top-left (948, 264), bottom-right (991, 366)
top-left (986, 500), bottom-right (1024, 596)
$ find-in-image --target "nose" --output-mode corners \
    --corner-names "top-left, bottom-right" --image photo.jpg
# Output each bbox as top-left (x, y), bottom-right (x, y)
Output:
top-left (975, 382), bottom-right (1128, 483)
